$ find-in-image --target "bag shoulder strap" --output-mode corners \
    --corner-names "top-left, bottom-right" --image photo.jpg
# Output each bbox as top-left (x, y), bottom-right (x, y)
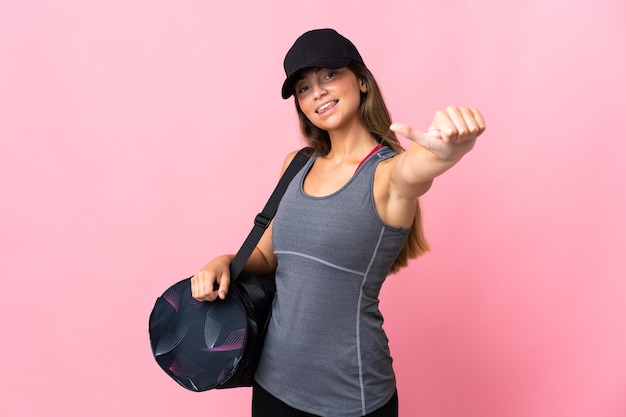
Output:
top-left (229, 148), bottom-right (311, 280)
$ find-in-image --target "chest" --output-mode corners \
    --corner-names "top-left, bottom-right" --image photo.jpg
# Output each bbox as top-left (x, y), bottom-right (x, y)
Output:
top-left (302, 159), bottom-right (359, 197)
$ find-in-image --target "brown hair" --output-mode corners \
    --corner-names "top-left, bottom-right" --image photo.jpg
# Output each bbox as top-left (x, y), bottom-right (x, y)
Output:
top-left (293, 62), bottom-right (430, 273)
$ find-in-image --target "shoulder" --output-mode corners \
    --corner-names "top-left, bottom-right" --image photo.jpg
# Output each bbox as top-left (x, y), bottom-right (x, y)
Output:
top-left (280, 147), bottom-right (314, 175)
top-left (280, 150), bottom-right (300, 175)
top-left (374, 150), bottom-right (400, 181)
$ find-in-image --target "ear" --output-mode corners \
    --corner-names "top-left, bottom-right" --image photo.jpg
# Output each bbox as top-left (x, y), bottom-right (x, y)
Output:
top-left (359, 78), bottom-right (368, 93)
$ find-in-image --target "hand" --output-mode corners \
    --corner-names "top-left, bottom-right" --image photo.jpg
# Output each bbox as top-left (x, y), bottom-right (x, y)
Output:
top-left (391, 106), bottom-right (486, 161)
top-left (191, 255), bottom-right (233, 301)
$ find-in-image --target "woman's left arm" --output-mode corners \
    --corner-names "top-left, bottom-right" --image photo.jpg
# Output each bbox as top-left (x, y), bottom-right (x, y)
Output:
top-left (389, 106), bottom-right (486, 200)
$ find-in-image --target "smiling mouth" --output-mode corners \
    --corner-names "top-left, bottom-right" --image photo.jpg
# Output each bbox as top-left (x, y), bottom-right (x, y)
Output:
top-left (316, 100), bottom-right (338, 114)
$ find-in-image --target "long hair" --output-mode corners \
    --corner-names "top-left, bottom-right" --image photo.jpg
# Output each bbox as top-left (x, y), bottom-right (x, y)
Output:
top-left (293, 62), bottom-right (430, 273)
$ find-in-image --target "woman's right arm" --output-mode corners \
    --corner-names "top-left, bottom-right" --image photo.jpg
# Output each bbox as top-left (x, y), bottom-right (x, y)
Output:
top-left (191, 221), bottom-right (277, 302)
top-left (191, 150), bottom-right (299, 302)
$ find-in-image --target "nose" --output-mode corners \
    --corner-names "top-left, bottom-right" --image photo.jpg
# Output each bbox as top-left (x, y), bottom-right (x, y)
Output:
top-left (312, 82), bottom-right (327, 99)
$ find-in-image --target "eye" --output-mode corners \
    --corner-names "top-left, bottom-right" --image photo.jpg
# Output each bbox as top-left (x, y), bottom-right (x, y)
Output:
top-left (323, 71), bottom-right (337, 80)
top-left (296, 84), bottom-right (310, 95)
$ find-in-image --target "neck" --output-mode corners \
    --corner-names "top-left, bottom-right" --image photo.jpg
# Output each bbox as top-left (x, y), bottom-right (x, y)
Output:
top-left (326, 124), bottom-right (379, 162)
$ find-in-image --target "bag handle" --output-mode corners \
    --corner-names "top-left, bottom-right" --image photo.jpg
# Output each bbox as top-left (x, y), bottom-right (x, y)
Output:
top-left (229, 148), bottom-right (310, 281)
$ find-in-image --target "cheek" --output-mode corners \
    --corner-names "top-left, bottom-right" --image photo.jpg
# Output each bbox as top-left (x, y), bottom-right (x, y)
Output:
top-left (297, 98), bottom-right (317, 118)
top-left (296, 102), bottom-right (316, 126)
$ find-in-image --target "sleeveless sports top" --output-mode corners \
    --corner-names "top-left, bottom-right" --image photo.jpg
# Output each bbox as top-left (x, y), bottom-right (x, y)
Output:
top-left (254, 146), bottom-right (410, 417)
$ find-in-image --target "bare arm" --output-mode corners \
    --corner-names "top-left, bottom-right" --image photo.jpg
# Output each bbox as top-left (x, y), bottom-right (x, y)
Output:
top-left (191, 151), bottom-right (298, 301)
top-left (376, 106), bottom-right (485, 228)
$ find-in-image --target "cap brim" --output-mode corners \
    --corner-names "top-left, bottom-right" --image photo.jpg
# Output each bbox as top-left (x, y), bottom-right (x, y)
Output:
top-left (281, 57), bottom-right (353, 99)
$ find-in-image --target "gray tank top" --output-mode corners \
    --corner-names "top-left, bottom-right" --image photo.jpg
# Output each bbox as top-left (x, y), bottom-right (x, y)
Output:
top-left (254, 146), bottom-right (410, 417)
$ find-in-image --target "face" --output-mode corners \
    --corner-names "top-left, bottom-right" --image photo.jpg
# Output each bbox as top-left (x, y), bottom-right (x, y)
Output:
top-left (294, 67), bottom-right (367, 134)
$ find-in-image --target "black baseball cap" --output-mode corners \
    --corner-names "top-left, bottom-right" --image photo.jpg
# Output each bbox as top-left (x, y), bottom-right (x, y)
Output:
top-left (281, 28), bottom-right (365, 99)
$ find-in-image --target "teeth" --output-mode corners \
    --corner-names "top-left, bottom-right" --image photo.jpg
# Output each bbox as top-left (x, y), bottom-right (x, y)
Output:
top-left (317, 101), bottom-right (336, 113)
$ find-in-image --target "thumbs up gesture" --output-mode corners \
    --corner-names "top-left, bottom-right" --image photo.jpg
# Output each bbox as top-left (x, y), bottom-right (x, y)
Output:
top-left (391, 106), bottom-right (486, 162)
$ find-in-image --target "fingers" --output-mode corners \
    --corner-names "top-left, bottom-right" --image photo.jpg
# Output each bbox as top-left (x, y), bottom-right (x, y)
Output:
top-left (432, 106), bottom-right (486, 144)
top-left (469, 107), bottom-right (487, 133)
top-left (191, 269), bottom-right (230, 302)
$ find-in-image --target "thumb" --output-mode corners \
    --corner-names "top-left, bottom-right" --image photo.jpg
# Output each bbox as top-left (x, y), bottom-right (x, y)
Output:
top-left (217, 273), bottom-right (230, 300)
top-left (390, 122), bottom-right (422, 140)
top-left (390, 123), bottom-right (444, 149)
top-left (390, 122), bottom-right (439, 142)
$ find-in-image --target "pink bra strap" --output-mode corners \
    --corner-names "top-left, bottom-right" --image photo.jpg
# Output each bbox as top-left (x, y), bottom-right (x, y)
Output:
top-left (356, 144), bottom-right (383, 172)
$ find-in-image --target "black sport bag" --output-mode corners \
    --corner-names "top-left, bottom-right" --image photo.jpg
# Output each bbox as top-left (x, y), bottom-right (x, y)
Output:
top-left (148, 149), bottom-right (309, 391)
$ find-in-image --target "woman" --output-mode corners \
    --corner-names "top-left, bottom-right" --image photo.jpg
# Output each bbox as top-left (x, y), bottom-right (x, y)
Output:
top-left (191, 29), bottom-right (485, 417)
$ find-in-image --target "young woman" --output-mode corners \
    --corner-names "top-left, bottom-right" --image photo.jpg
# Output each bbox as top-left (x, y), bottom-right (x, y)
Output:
top-left (191, 29), bottom-right (485, 417)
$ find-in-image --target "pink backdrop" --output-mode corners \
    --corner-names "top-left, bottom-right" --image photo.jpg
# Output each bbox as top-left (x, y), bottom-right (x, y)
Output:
top-left (1, 1), bottom-right (625, 416)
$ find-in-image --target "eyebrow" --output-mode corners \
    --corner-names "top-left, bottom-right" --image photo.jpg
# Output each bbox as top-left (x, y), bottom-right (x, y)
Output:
top-left (294, 67), bottom-right (323, 83)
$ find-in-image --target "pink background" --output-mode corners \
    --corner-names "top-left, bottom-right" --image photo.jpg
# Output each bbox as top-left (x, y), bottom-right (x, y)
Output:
top-left (1, 1), bottom-right (625, 416)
